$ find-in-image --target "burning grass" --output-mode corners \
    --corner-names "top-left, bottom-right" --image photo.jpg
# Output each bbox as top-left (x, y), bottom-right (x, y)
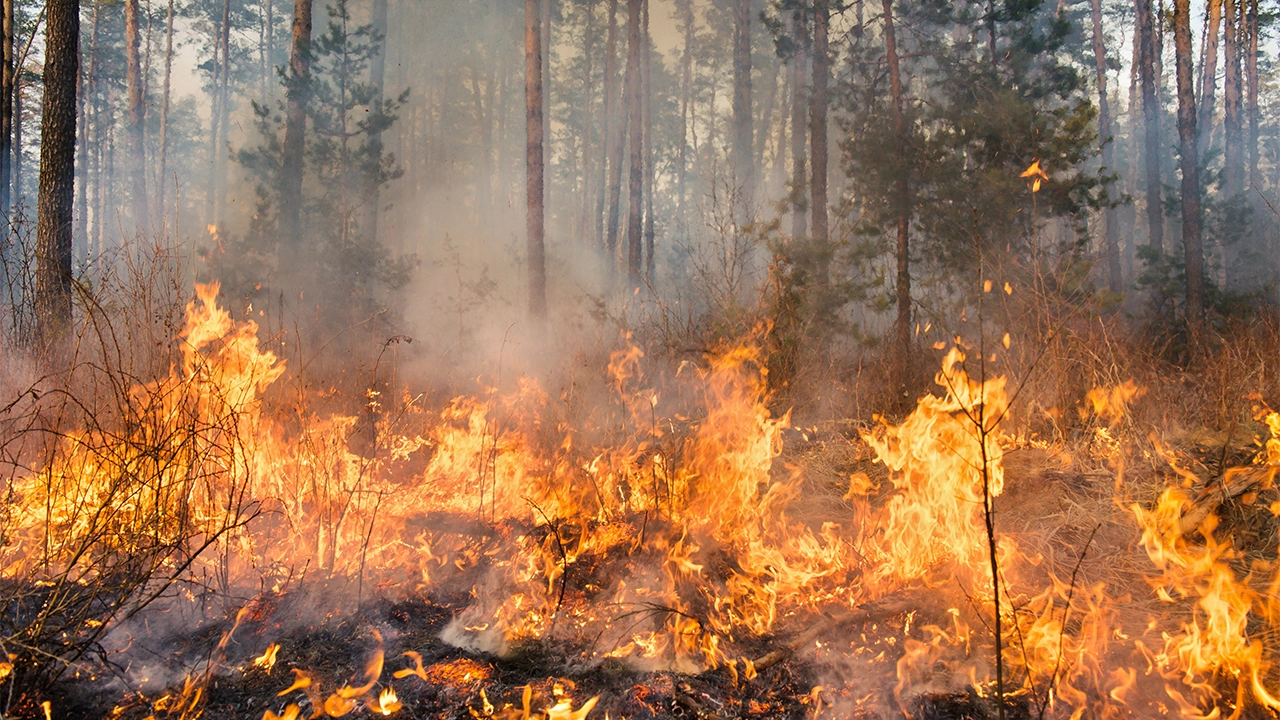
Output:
top-left (3, 284), bottom-right (1280, 719)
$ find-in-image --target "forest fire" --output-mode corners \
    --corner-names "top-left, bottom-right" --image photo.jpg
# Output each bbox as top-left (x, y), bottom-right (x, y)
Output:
top-left (1, 284), bottom-right (1278, 719)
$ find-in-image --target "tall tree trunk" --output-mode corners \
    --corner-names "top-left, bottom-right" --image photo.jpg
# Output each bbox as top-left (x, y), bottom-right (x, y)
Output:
top-left (75, 36), bottom-right (87, 263)
top-left (642, 0), bottom-right (654, 281)
top-left (281, 0), bottom-right (313, 249)
top-left (603, 0), bottom-right (623, 264)
top-left (1244, 0), bottom-right (1258, 188)
top-left (810, 0), bottom-right (828, 245)
top-left (36, 0), bottom-right (80, 349)
top-left (0, 0), bottom-right (12, 221)
top-left (1197, 0), bottom-right (1221, 154)
top-left (1173, 0), bottom-right (1205, 335)
top-left (1091, 0), bottom-right (1121, 291)
top-left (624, 0), bottom-right (642, 287)
top-left (214, 0), bottom-right (230, 223)
top-left (365, 0), bottom-right (387, 245)
top-left (1136, 0), bottom-right (1163, 253)
top-left (789, 7), bottom-right (806, 239)
top-left (1222, 0), bottom-right (1242, 198)
top-left (731, 0), bottom-right (752, 211)
top-left (158, 0), bottom-right (173, 216)
top-left (578, 0), bottom-right (597, 248)
top-left (882, 0), bottom-right (910, 401)
top-left (125, 0), bottom-right (147, 231)
top-left (526, 0), bottom-right (547, 317)
top-left (675, 0), bottom-right (693, 235)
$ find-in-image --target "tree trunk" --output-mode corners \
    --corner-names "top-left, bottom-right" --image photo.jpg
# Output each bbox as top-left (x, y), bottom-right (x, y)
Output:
top-left (789, 8), bottom-right (806, 239)
top-left (1091, 0), bottom-right (1121, 291)
top-left (641, 0), bottom-right (654, 281)
top-left (1244, 0), bottom-right (1258, 188)
top-left (624, 0), bottom-right (642, 287)
top-left (125, 0), bottom-right (148, 231)
top-left (75, 40), bottom-right (87, 263)
top-left (526, 0), bottom-right (547, 317)
top-left (883, 0), bottom-right (910, 401)
top-left (0, 0), bottom-right (12, 220)
top-left (1197, 0), bottom-right (1220, 155)
top-left (603, 0), bottom-right (623, 264)
top-left (158, 0), bottom-right (173, 216)
top-left (675, 0), bottom-right (693, 234)
top-left (1222, 0), bottom-right (1242, 198)
top-left (1136, 0), bottom-right (1163, 253)
top-left (810, 0), bottom-right (828, 245)
top-left (578, 0), bottom-right (597, 248)
top-left (365, 0), bottom-right (388, 245)
top-left (731, 0), bottom-right (752, 211)
top-left (1173, 0), bottom-right (1205, 335)
top-left (214, 0), bottom-right (230, 223)
top-left (36, 0), bottom-right (79, 349)
top-left (281, 0), bottom-right (313, 249)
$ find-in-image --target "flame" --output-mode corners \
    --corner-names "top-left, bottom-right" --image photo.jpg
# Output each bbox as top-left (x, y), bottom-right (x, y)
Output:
top-left (252, 643), bottom-right (280, 673)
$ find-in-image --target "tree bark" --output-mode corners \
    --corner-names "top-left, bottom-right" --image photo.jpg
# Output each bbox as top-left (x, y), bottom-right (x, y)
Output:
top-left (125, 0), bottom-right (148, 231)
top-left (526, 0), bottom-right (547, 317)
top-left (883, 0), bottom-right (910, 401)
top-left (1197, 0), bottom-right (1220, 155)
top-left (603, 0), bottom-right (624, 265)
top-left (1091, 0), bottom-right (1121, 291)
top-left (789, 8), bottom-right (806, 239)
top-left (365, 0), bottom-right (388, 245)
top-left (810, 0), bottom-right (828, 244)
top-left (1222, 0), bottom-right (1242, 199)
top-left (731, 0), bottom-right (752, 212)
top-left (36, 0), bottom-right (80, 348)
top-left (281, 0), bottom-right (313, 249)
top-left (1173, 0), bottom-right (1205, 335)
top-left (642, 0), bottom-right (654, 281)
top-left (578, 0), bottom-right (597, 247)
top-left (624, 0), bottom-right (642, 287)
top-left (158, 0), bottom-right (173, 215)
top-left (1244, 0), bottom-right (1258, 188)
top-left (214, 0), bottom-right (230, 222)
top-left (1136, 0), bottom-right (1163, 253)
top-left (0, 0), bottom-right (12, 220)
top-left (675, 0), bottom-right (693, 234)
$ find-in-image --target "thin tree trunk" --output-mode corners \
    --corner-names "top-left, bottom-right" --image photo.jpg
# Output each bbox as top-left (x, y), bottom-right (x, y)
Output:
top-left (36, 0), bottom-right (79, 348)
top-left (0, 0), bottom-right (12, 220)
top-left (1173, 0), bottom-right (1205, 335)
top-left (578, 0), bottom-right (597, 248)
top-left (1197, 0), bottom-right (1221, 154)
top-left (603, 0), bottom-right (622, 263)
top-left (675, 0), bottom-right (692, 235)
top-left (1136, 0), bottom-right (1163, 253)
top-left (214, 0), bottom-right (230, 222)
top-left (731, 0), bottom-right (752, 211)
top-left (1222, 0), bottom-right (1242, 198)
top-left (789, 8), bottom-right (807, 239)
top-left (624, 0), bottom-right (642, 287)
top-left (75, 38), bottom-right (86, 263)
top-left (281, 0), bottom-right (313, 249)
top-left (158, 0), bottom-right (173, 216)
top-left (1245, 0), bottom-right (1258, 188)
top-left (642, 0), bottom-right (654, 281)
top-left (526, 0), bottom-right (547, 317)
top-left (126, 0), bottom-right (148, 231)
top-left (883, 0), bottom-right (910, 402)
top-left (810, 0), bottom-right (828, 245)
top-left (365, 0), bottom-right (387, 244)
top-left (1091, 0), bottom-right (1121, 291)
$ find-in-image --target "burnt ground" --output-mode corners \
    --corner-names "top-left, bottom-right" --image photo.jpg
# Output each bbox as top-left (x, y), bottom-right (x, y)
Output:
top-left (42, 589), bottom-right (1039, 717)
top-left (45, 586), bottom-right (1031, 720)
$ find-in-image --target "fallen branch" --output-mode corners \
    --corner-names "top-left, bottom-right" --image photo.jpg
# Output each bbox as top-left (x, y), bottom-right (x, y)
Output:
top-left (1179, 465), bottom-right (1277, 536)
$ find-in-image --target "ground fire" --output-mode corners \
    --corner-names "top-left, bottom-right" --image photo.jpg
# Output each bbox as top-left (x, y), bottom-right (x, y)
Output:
top-left (2, 284), bottom-right (1279, 719)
